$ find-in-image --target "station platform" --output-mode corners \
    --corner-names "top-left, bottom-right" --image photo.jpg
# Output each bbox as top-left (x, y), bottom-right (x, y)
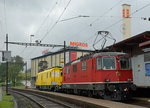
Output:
top-left (15, 88), bottom-right (147, 108)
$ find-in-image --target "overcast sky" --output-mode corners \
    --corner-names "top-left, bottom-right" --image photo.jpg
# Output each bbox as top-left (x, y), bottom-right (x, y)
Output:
top-left (0, 0), bottom-right (150, 68)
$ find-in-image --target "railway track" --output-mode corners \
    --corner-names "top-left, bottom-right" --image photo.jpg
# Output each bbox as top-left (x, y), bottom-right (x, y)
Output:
top-left (9, 89), bottom-right (81, 108)
top-left (10, 88), bottom-right (147, 108)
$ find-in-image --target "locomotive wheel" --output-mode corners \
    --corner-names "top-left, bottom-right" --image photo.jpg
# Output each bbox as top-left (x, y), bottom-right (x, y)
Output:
top-left (98, 90), bottom-right (105, 99)
top-left (66, 89), bottom-right (70, 94)
top-left (54, 88), bottom-right (57, 92)
top-left (77, 90), bottom-right (82, 95)
top-left (88, 90), bottom-right (93, 97)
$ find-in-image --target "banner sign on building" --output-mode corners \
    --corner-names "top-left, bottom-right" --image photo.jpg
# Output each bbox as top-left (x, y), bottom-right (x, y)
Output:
top-left (71, 51), bottom-right (76, 61)
top-left (70, 41), bottom-right (88, 47)
top-left (42, 49), bottom-right (49, 54)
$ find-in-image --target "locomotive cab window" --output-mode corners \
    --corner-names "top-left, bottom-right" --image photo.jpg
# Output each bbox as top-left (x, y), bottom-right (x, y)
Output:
top-left (66, 67), bottom-right (70, 74)
top-left (102, 57), bottom-right (116, 70)
top-left (120, 57), bottom-right (131, 69)
top-left (73, 64), bottom-right (77, 72)
top-left (97, 57), bottom-right (102, 70)
top-left (82, 62), bottom-right (86, 71)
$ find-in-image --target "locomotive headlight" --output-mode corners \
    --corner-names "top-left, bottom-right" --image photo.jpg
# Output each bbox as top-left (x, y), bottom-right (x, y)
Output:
top-left (105, 79), bottom-right (110, 82)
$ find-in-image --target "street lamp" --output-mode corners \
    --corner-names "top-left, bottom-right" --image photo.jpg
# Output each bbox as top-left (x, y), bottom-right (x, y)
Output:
top-left (30, 35), bottom-right (34, 43)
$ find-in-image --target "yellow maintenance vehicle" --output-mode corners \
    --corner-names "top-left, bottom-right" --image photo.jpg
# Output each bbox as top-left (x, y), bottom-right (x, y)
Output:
top-left (35, 66), bottom-right (62, 91)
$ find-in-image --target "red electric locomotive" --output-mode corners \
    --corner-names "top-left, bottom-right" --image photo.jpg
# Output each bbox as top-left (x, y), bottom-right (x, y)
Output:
top-left (62, 52), bottom-right (136, 101)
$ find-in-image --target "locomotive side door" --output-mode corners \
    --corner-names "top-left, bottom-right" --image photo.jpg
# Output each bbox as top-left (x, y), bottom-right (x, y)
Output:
top-left (81, 59), bottom-right (93, 82)
top-left (51, 69), bottom-right (57, 86)
top-left (92, 57), bottom-right (97, 82)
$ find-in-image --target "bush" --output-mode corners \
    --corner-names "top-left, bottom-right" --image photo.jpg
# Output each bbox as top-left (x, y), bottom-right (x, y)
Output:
top-left (15, 81), bottom-right (24, 86)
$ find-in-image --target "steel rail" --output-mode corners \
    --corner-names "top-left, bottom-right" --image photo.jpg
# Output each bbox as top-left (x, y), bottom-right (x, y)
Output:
top-left (10, 89), bottom-right (73, 108)
top-left (10, 90), bottom-right (45, 108)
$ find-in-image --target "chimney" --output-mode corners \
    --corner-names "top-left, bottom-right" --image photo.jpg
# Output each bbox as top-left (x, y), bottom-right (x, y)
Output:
top-left (122, 4), bottom-right (131, 39)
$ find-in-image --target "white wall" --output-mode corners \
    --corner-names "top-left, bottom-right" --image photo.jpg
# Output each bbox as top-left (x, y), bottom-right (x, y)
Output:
top-left (132, 54), bottom-right (150, 87)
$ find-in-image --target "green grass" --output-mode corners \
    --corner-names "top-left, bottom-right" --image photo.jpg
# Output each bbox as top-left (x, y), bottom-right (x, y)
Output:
top-left (0, 91), bottom-right (14, 108)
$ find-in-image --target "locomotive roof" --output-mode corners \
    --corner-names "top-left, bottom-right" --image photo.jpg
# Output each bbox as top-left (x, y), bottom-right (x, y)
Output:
top-left (45, 66), bottom-right (62, 70)
top-left (68, 52), bottom-right (128, 65)
top-left (38, 66), bottom-right (62, 73)
top-left (92, 52), bottom-right (128, 57)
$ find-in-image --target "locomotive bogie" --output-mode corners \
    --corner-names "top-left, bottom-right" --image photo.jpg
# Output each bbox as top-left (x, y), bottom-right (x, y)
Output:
top-left (62, 82), bottom-right (134, 100)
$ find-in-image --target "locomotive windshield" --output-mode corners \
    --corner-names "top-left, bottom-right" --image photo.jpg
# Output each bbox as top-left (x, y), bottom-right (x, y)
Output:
top-left (102, 57), bottom-right (116, 70)
top-left (120, 57), bottom-right (131, 69)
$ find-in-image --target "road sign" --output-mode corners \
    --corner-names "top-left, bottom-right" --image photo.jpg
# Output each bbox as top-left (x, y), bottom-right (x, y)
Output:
top-left (2, 51), bottom-right (11, 62)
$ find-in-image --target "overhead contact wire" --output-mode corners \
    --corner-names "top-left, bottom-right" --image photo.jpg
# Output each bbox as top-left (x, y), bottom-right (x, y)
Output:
top-left (40, 0), bottom-right (72, 42)
top-left (35, 0), bottom-right (59, 36)
top-left (81, 0), bottom-right (123, 43)
top-left (21, 0), bottom-right (59, 57)
top-left (89, 0), bottom-right (122, 26)
top-left (85, 1), bottom-right (150, 43)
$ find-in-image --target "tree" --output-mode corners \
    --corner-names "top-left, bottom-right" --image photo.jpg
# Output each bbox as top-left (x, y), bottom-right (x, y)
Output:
top-left (0, 55), bottom-right (25, 86)
top-left (8, 55), bottom-right (24, 86)
top-left (0, 63), bottom-right (6, 82)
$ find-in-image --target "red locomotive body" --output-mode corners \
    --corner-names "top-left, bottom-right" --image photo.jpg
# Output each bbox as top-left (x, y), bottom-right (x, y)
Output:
top-left (62, 52), bottom-right (136, 100)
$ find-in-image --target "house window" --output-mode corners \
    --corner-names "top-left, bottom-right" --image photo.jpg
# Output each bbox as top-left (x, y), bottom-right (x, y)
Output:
top-left (97, 57), bottom-right (102, 70)
top-left (66, 67), bottom-right (70, 74)
top-left (73, 64), bottom-right (77, 72)
top-left (82, 62), bottom-right (86, 71)
top-left (144, 52), bottom-right (150, 62)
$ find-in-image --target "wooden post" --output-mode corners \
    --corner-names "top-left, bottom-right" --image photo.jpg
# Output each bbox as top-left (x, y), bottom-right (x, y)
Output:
top-left (6, 34), bottom-right (8, 94)
top-left (64, 41), bottom-right (66, 66)
top-left (25, 62), bottom-right (27, 88)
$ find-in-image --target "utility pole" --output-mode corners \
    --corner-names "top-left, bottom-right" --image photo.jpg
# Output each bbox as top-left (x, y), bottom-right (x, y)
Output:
top-left (25, 62), bottom-right (27, 88)
top-left (6, 34), bottom-right (8, 94)
top-left (30, 35), bottom-right (34, 43)
top-left (64, 41), bottom-right (66, 66)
